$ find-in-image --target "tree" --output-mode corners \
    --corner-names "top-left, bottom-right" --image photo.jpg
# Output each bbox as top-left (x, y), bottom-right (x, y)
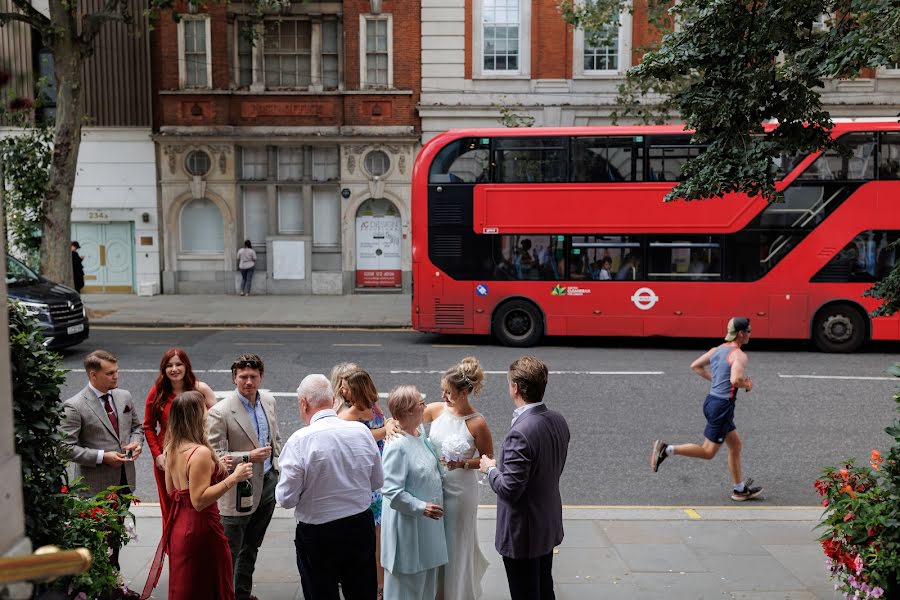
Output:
top-left (562, 0), bottom-right (900, 309)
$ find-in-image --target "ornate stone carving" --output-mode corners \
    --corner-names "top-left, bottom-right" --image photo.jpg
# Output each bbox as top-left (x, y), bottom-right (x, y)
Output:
top-left (207, 145), bottom-right (232, 174)
top-left (347, 154), bottom-right (356, 174)
top-left (398, 155), bottom-right (406, 175)
top-left (384, 145), bottom-right (401, 154)
top-left (163, 145), bottom-right (186, 175)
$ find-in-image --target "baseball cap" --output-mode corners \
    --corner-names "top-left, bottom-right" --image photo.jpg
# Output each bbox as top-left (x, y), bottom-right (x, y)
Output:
top-left (724, 317), bottom-right (751, 341)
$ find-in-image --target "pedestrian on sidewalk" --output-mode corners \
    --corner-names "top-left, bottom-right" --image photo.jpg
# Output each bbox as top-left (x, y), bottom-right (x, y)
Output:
top-left (141, 391), bottom-right (254, 600)
top-left (143, 348), bottom-right (218, 522)
top-left (276, 374), bottom-right (384, 600)
top-left (71, 241), bottom-right (85, 292)
top-left (207, 354), bottom-right (283, 600)
top-left (480, 356), bottom-right (570, 600)
top-left (60, 350), bottom-right (144, 572)
top-left (236, 239), bottom-right (257, 296)
top-left (651, 317), bottom-right (763, 501)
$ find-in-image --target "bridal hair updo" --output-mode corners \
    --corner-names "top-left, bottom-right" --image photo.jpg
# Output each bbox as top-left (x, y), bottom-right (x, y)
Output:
top-left (442, 356), bottom-right (485, 396)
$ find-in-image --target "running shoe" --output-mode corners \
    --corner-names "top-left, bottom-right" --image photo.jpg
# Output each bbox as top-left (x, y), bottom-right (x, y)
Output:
top-left (651, 439), bottom-right (667, 472)
top-left (730, 478), bottom-right (763, 501)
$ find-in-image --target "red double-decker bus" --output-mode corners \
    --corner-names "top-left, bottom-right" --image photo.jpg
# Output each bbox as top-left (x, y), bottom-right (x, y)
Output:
top-left (411, 122), bottom-right (900, 351)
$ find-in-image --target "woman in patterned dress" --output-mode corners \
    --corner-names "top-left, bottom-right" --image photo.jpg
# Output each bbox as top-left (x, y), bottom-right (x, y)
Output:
top-left (337, 366), bottom-right (399, 598)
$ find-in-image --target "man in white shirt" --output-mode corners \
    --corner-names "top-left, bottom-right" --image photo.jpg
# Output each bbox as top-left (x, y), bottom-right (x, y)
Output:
top-left (277, 374), bottom-right (384, 600)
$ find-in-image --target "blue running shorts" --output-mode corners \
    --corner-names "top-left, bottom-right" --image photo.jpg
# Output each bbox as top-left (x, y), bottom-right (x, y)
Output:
top-left (703, 394), bottom-right (736, 444)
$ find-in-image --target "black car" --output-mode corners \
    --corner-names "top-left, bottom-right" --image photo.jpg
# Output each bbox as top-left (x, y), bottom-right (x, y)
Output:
top-left (7, 254), bottom-right (90, 349)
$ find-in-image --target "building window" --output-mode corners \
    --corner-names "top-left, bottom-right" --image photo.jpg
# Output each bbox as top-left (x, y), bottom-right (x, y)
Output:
top-left (361, 16), bottom-right (392, 88)
top-left (242, 186), bottom-right (269, 246)
top-left (278, 187), bottom-right (304, 234)
top-left (483, 0), bottom-right (520, 72)
top-left (573, 10), bottom-right (631, 77)
top-left (185, 150), bottom-right (211, 177)
top-left (241, 147), bottom-right (269, 180)
top-left (322, 20), bottom-right (340, 89)
top-left (364, 150), bottom-right (390, 177)
top-left (235, 21), bottom-right (254, 88)
top-left (180, 198), bottom-right (224, 252)
top-left (179, 17), bottom-right (211, 89)
top-left (312, 147), bottom-right (340, 181)
top-left (264, 20), bottom-right (312, 88)
top-left (278, 147), bottom-right (306, 181)
top-left (313, 187), bottom-right (340, 247)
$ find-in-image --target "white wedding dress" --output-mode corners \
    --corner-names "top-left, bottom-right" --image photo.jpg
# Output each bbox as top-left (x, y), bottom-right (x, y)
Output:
top-left (429, 407), bottom-right (489, 600)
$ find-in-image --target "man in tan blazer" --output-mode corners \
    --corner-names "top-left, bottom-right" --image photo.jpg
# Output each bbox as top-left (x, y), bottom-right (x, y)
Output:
top-left (208, 353), bottom-right (283, 600)
top-left (61, 349), bottom-right (143, 569)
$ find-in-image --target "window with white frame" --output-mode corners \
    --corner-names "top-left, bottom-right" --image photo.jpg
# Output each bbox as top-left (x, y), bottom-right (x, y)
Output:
top-left (234, 17), bottom-right (340, 90)
top-left (312, 147), bottom-right (340, 181)
top-left (179, 17), bottom-right (211, 89)
top-left (180, 198), bottom-right (224, 252)
top-left (313, 187), bottom-right (341, 247)
top-left (241, 147), bottom-right (269, 180)
top-left (278, 187), bottom-right (304, 234)
top-left (278, 147), bottom-right (306, 181)
top-left (242, 186), bottom-right (269, 246)
top-left (361, 16), bottom-right (391, 88)
top-left (482, 0), bottom-right (520, 72)
top-left (573, 9), bottom-right (631, 76)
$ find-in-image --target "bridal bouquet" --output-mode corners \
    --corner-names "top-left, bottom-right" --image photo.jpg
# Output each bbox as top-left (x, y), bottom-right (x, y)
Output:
top-left (440, 434), bottom-right (471, 463)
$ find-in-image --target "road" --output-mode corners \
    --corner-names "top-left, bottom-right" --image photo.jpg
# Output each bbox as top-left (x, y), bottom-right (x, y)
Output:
top-left (56, 327), bottom-right (898, 507)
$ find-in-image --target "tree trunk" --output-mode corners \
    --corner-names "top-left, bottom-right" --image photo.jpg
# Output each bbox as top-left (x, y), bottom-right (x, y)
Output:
top-left (40, 14), bottom-right (84, 286)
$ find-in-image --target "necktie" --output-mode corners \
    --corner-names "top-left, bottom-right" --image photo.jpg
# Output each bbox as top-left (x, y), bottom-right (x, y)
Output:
top-left (102, 393), bottom-right (119, 436)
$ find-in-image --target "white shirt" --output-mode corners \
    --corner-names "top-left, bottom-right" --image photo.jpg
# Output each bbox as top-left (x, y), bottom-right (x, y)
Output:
top-left (511, 401), bottom-right (544, 426)
top-left (276, 409), bottom-right (384, 525)
top-left (88, 383), bottom-right (115, 464)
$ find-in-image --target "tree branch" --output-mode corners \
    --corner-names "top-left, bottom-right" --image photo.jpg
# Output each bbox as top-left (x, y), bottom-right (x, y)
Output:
top-left (81, 0), bottom-right (132, 46)
top-left (6, 0), bottom-right (50, 32)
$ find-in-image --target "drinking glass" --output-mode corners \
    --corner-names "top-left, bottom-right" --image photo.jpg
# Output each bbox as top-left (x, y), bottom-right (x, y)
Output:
top-left (216, 439), bottom-right (229, 456)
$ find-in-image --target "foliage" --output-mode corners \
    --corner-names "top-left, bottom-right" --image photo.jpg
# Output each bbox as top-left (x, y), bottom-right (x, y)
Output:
top-left (51, 482), bottom-right (138, 600)
top-left (495, 97), bottom-right (536, 128)
top-left (815, 364), bottom-right (900, 598)
top-left (1, 105), bottom-right (52, 268)
top-left (8, 300), bottom-right (68, 549)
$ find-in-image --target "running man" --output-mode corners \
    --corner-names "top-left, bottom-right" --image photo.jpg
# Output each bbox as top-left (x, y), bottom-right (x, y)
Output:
top-left (651, 317), bottom-right (763, 501)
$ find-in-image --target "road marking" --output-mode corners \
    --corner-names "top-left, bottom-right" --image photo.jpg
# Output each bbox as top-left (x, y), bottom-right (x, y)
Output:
top-left (778, 374), bottom-right (895, 381)
top-left (431, 344), bottom-right (478, 348)
top-left (684, 508), bottom-right (701, 519)
top-left (233, 342), bottom-right (285, 346)
top-left (391, 370), bottom-right (665, 376)
top-left (333, 343), bottom-right (383, 347)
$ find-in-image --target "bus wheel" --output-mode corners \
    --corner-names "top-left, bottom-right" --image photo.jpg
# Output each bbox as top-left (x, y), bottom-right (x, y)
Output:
top-left (812, 304), bottom-right (866, 353)
top-left (493, 300), bottom-right (543, 347)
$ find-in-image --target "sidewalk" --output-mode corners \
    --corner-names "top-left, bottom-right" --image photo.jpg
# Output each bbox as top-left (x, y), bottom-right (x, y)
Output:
top-left (82, 293), bottom-right (412, 328)
top-left (122, 506), bottom-right (840, 600)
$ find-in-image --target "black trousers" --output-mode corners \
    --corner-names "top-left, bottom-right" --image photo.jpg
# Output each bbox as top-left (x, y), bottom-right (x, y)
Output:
top-left (222, 470), bottom-right (278, 600)
top-left (294, 510), bottom-right (376, 600)
top-left (503, 552), bottom-right (555, 600)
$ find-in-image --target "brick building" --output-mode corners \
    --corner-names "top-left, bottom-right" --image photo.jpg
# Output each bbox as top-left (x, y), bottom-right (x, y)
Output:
top-left (154, 0), bottom-right (420, 294)
top-left (419, 1), bottom-right (900, 142)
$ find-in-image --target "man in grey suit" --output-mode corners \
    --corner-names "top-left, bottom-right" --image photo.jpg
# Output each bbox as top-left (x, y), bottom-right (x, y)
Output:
top-left (61, 349), bottom-right (144, 569)
top-left (208, 354), bottom-right (283, 600)
top-left (480, 356), bottom-right (570, 600)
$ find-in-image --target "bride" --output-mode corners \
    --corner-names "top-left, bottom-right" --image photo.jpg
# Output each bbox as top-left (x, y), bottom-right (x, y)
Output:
top-left (425, 357), bottom-right (494, 600)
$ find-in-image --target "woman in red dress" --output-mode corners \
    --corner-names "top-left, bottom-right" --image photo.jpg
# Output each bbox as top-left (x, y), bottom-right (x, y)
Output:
top-left (141, 391), bottom-right (252, 600)
top-left (143, 348), bottom-right (217, 520)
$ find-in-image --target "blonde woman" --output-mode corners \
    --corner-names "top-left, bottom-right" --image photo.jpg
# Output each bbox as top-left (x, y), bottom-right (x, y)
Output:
top-left (142, 391), bottom-right (252, 600)
top-left (426, 357), bottom-right (493, 600)
top-left (381, 385), bottom-right (448, 599)
top-left (329, 361), bottom-right (358, 412)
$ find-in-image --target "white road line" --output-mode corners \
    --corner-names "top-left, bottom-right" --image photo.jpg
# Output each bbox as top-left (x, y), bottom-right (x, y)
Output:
top-left (390, 370), bottom-right (665, 376)
top-left (333, 343), bottom-right (383, 347)
top-left (778, 374), bottom-right (895, 381)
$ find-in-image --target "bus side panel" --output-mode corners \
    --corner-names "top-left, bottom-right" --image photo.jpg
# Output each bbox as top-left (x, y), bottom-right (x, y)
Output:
top-left (769, 293), bottom-right (809, 339)
top-left (871, 317), bottom-right (899, 341)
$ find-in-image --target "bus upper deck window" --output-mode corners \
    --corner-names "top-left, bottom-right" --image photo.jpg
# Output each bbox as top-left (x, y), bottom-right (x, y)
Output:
top-left (429, 138), bottom-right (491, 184)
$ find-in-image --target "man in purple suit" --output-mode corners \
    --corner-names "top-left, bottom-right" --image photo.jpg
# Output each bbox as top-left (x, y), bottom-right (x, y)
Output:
top-left (480, 356), bottom-right (570, 600)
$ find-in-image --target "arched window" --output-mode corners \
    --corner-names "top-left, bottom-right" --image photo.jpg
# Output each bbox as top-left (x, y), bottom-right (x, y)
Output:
top-left (180, 198), bottom-right (224, 252)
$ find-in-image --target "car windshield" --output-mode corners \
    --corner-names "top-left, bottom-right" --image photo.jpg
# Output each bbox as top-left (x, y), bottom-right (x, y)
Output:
top-left (6, 255), bottom-right (40, 285)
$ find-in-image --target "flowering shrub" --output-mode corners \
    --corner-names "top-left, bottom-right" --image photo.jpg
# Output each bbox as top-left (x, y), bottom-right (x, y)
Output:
top-left (816, 364), bottom-right (900, 599)
top-left (50, 481), bottom-right (139, 600)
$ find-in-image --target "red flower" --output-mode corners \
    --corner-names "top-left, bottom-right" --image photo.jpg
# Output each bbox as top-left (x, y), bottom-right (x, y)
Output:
top-left (60, 485), bottom-right (68, 494)
top-left (843, 512), bottom-right (854, 522)
top-left (814, 480), bottom-right (829, 496)
top-left (839, 469), bottom-right (850, 480)
top-left (821, 498), bottom-right (829, 507)
top-left (79, 511), bottom-right (87, 518)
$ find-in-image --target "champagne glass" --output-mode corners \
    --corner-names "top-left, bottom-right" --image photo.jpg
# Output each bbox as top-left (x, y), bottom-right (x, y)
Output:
top-left (216, 439), bottom-right (229, 456)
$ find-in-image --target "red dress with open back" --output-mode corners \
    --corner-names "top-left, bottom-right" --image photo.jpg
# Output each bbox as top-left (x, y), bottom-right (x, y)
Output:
top-left (141, 446), bottom-right (235, 600)
top-left (142, 385), bottom-right (174, 521)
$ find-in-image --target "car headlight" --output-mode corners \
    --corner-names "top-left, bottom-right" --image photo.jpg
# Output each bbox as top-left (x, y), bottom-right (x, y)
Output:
top-left (18, 300), bottom-right (50, 317)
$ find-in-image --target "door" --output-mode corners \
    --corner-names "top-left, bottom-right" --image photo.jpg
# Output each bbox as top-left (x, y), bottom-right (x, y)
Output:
top-left (71, 222), bottom-right (134, 293)
top-left (355, 198), bottom-right (402, 288)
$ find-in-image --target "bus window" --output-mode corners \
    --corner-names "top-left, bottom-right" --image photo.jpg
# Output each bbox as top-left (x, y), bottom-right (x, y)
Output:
top-left (879, 132), bottom-right (900, 180)
top-left (812, 230), bottom-right (899, 282)
top-left (725, 232), bottom-right (803, 281)
top-left (647, 237), bottom-right (721, 280)
top-left (570, 235), bottom-right (640, 280)
top-left (572, 138), bottom-right (640, 182)
top-left (647, 136), bottom-right (706, 182)
top-left (495, 137), bottom-right (567, 183)
top-left (493, 235), bottom-right (563, 280)
top-left (429, 138), bottom-right (490, 184)
top-left (795, 133), bottom-right (876, 181)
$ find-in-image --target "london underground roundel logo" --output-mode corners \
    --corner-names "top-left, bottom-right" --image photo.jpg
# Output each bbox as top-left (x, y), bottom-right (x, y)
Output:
top-left (631, 287), bottom-right (659, 311)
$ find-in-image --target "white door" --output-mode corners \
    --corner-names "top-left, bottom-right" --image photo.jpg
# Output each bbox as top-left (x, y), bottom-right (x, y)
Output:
top-left (71, 222), bottom-right (134, 292)
top-left (355, 199), bottom-right (401, 288)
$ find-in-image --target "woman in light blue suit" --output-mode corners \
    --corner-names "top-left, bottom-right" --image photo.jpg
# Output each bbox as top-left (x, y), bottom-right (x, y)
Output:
top-left (381, 385), bottom-right (448, 600)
